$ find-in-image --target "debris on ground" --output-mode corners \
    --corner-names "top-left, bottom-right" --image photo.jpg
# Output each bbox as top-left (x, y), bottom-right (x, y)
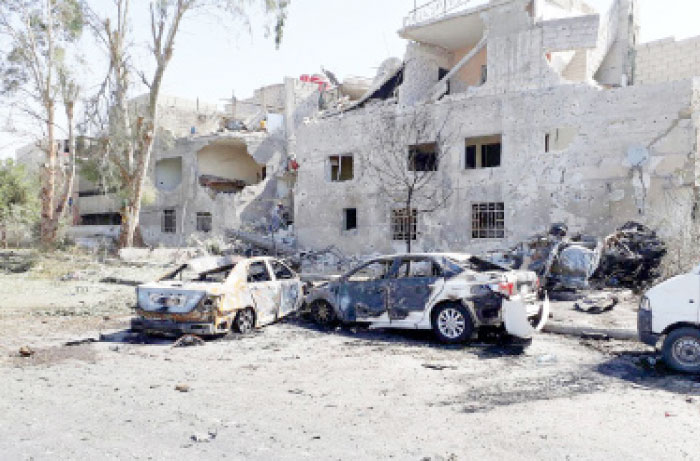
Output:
top-left (175, 383), bottom-right (191, 393)
top-left (0, 250), bottom-right (37, 273)
top-left (64, 338), bottom-right (98, 347)
top-left (18, 346), bottom-right (35, 357)
top-left (173, 334), bottom-right (205, 348)
top-left (574, 292), bottom-right (619, 314)
top-left (190, 431), bottom-right (217, 443)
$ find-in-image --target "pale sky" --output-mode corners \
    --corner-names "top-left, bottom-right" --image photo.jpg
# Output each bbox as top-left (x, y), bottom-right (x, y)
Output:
top-left (2, 0), bottom-right (700, 160)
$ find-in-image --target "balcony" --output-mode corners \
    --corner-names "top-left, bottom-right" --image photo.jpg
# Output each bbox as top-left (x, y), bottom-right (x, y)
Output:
top-left (403, 0), bottom-right (487, 28)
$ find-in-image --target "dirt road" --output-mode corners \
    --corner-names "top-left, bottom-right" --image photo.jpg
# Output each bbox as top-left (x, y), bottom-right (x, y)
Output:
top-left (1, 259), bottom-right (699, 460)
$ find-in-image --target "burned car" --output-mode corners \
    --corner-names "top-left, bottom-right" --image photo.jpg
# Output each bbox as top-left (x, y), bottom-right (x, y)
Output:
top-left (132, 255), bottom-right (303, 336)
top-left (305, 253), bottom-right (549, 343)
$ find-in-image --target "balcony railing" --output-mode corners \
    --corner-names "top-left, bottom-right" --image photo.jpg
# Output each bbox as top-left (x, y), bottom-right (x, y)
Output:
top-left (403, 0), bottom-right (482, 28)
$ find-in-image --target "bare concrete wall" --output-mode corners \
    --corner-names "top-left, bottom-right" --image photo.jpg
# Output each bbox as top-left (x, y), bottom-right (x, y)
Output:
top-left (635, 36), bottom-right (700, 85)
top-left (295, 79), bottom-right (699, 258)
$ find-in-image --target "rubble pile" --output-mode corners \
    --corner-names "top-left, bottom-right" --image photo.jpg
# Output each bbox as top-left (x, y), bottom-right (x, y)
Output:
top-left (592, 222), bottom-right (667, 289)
top-left (487, 222), bottom-right (666, 292)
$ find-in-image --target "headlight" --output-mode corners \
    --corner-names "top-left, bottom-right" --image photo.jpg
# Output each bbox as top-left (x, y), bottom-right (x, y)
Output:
top-left (198, 295), bottom-right (222, 312)
top-left (639, 296), bottom-right (651, 311)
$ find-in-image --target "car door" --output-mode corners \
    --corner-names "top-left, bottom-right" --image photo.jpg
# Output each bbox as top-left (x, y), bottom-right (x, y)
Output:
top-left (247, 260), bottom-right (279, 326)
top-left (270, 259), bottom-right (301, 318)
top-left (339, 259), bottom-right (394, 322)
top-left (388, 257), bottom-right (442, 321)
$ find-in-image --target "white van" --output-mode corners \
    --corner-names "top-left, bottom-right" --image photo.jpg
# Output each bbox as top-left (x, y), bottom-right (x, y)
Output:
top-left (639, 265), bottom-right (700, 373)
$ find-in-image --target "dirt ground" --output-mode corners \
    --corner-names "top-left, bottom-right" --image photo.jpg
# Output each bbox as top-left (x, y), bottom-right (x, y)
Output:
top-left (1, 254), bottom-right (700, 460)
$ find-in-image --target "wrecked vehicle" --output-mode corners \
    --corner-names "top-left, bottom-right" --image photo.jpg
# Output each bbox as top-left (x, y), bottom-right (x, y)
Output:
top-left (639, 264), bottom-right (700, 373)
top-left (305, 253), bottom-right (549, 343)
top-left (132, 255), bottom-right (303, 336)
top-left (485, 222), bottom-right (666, 292)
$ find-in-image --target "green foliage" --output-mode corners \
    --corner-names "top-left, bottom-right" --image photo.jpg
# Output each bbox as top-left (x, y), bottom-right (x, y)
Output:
top-left (0, 159), bottom-right (40, 230)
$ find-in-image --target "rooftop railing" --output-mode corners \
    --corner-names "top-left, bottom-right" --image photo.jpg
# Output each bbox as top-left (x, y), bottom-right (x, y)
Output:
top-left (403, 0), bottom-right (482, 28)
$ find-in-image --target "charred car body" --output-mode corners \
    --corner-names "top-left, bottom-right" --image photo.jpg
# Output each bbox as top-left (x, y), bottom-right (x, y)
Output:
top-left (305, 253), bottom-right (549, 343)
top-left (132, 256), bottom-right (303, 336)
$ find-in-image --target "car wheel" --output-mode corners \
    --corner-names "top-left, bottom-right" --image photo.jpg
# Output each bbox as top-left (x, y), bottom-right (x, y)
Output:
top-left (662, 327), bottom-right (700, 373)
top-left (432, 303), bottom-right (474, 344)
top-left (234, 307), bottom-right (256, 334)
top-left (311, 300), bottom-right (338, 328)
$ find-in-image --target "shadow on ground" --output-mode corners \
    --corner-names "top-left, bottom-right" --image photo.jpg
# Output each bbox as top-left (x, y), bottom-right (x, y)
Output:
top-left (596, 351), bottom-right (700, 396)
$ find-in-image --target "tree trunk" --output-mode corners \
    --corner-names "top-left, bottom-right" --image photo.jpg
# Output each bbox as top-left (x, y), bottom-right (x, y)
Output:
top-left (55, 102), bottom-right (76, 224)
top-left (405, 190), bottom-right (413, 254)
top-left (40, 99), bottom-right (57, 246)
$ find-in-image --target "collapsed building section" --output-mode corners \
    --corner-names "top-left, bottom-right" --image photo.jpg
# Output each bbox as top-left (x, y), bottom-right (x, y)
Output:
top-left (293, 0), bottom-right (700, 273)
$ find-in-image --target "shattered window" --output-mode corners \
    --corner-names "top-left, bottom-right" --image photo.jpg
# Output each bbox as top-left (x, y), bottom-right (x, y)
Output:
top-left (196, 212), bottom-right (212, 233)
top-left (247, 261), bottom-right (272, 283)
top-left (344, 208), bottom-right (357, 231)
top-left (408, 143), bottom-right (438, 172)
top-left (162, 209), bottom-right (176, 234)
top-left (391, 208), bottom-right (417, 241)
top-left (329, 155), bottom-right (354, 181)
top-left (394, 258), bottom-right (442, 278)
top-left (471, 203), bottom-right (505, 239)
top-left (271, 261), bottom-right (295, 280)
top-left (346, 260), bottom-right (392, 282)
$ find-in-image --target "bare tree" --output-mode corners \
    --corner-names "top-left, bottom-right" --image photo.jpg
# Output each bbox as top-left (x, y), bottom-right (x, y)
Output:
top-left (362, 105), bottom-right (454, 253)
top-left (84, 0), bottom-right (290, 248)
top-left (0, 0), bottom-right (84, 246)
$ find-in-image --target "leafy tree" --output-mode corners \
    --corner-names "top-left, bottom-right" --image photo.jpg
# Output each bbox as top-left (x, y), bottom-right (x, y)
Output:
top-left (0, 159), bottom-right (40, 247)
top-left (0, 0), bottom-right (84, 246)
top-left (84, 0), bottom-right (291, 248)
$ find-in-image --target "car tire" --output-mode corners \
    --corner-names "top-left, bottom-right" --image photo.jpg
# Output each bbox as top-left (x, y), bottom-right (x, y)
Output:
top-left (234, 307), bottom-right (256, 334)
top-left (311, 300), bottom-right (338, 328)
top-left (431, 302), bottom-right (474, 344)
top-left (662, 327), bottom-right (700, 373)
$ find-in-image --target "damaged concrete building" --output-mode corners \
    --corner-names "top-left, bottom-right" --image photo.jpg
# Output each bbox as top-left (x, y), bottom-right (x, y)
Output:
top-left (63, 79), bottom-right (323, 246)
top-left (293, 0), bottom-right (700, 260)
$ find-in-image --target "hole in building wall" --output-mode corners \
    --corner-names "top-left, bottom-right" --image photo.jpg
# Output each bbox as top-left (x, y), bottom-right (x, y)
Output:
top-left (197, 139), bottom-right (265, 194)
top-left (408, 143), bottom-right (439, 172)
top-left (155, 157), bottom-right (183, 192)
top-left (465, 135), bottom-right (502, 169)
top-left (544, 127), bottom-right (578, 152)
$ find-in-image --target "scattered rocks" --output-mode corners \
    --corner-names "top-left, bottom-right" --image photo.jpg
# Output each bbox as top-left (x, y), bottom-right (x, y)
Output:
top-left (173, 334), bottom-right (205, 348)
top-left (190, 431), bottom-right (217, 443)
top-left (18, 346), bottom-right (34, 357)
top-left (175, 383), bottom-right (191, 393)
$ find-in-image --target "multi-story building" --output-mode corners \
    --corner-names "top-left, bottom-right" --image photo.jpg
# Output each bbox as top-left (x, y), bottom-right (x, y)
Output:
top-left (294, 0), bottom-right (700, 258)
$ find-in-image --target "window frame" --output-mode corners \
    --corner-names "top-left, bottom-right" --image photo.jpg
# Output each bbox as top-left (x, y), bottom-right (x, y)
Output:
top-left (247, 261), bottom-right (272, 283)
top-left (343, 208), bottom-right (358, 232)
top-left (391, 208), bottom-right (418, 241)
top-left (408, 143), bottom-right (439, 172)
top-left (328, 154), bottom-right (354, 182)
top-left (471, 202), bottom-right (505, 240)
top-left (196, 212), bottom-right (212, 233)
top-left (162, 209), bottom-right (176, 234)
